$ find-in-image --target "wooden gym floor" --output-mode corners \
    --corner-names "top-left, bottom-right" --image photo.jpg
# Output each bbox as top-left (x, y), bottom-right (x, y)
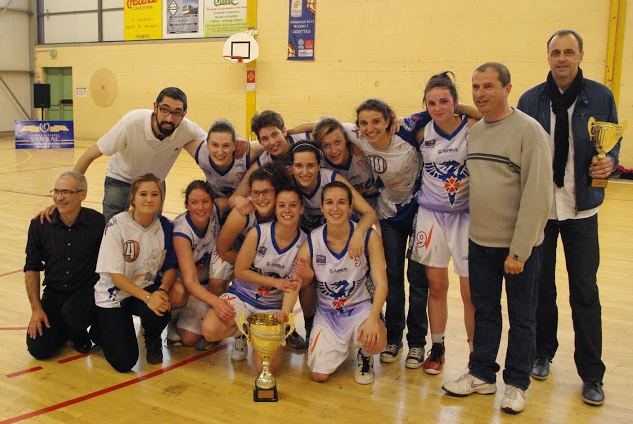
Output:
top-left (0, 137), bottom-right (631, 423)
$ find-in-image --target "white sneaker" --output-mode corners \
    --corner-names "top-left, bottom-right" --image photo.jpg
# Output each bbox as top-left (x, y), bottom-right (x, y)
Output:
top-left (501, 385), bottom-right (526, 414)
top-left (166, 321), bottom-right (183, 347)
top-left (442, 372), bottom-right (497, 397)
top-left (355, 349), bottom-right (375, 385)
top-left (231, 335), bottom-right (247, 361)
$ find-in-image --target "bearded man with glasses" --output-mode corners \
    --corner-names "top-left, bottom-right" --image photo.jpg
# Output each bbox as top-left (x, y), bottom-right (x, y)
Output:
top-left (24, 171), bottom-right (105, 358)
top-left (71, 87), bottom-right (206, 221)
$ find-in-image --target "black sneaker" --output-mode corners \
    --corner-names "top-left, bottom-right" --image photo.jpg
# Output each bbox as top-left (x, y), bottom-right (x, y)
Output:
top-left (582, 381), bottom-right (605, 406)
top-left (285, 330), bottom-right (307, 350)
top-left (379, 343), bottom-right (402, 363)
top-left (531, 357), bottom-right (550, 380)
top-left (145, 336), bottom-right (163, 365)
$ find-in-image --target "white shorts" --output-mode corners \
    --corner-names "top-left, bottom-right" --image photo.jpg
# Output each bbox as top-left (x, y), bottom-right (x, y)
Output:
top-left (409, 206), bottom-right (469, 277)
top-left (177, 286), bottom-right (211, 335)
top-left (209, 249), bottom-right (234, 281)
top-left (307, 304), bottom-right (372, 375)
top-left (220, 292), bottom-right (276, 325)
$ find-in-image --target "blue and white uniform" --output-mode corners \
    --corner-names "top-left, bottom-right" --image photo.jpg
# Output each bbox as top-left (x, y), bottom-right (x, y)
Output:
top-left (306, 222), bottom-right (375, 374)
top-left (172, 205), bottom-right (222, 334)
top-left (409, 116), bottom-right (470, 276)
top-left (223, 221), bottom-right (306, 315)
top-left (95, 212), bottom-right (176, 308)
top-left (195, 141), bottom-right (250, 198)
top-left (256, 134), bottom-right (309, 168)
top-left (299, 168), bottom-right (338, 233)
top-left (321, 150), bottom-right (378, 208)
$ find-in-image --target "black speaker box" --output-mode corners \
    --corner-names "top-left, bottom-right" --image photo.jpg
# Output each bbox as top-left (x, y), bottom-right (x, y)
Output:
top-left (34, 84), bottom-right (51, 108)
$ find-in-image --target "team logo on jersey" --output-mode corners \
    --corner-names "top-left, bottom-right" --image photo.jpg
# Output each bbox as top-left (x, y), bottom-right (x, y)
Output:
top-left (319, 279), bottom-right (359, 313)
top-left (315, 255), bottom-right (326, 265)
top-left (423, 138), bottom-right (437, 148)
top-left (123, 240), bottom-right (141, 262)
top-left (107, 286), bottom-right (121, 300)
top-left (256, 285), bottom-right (273, 299)
top-left (368, 155), bottom-right (388, 174)
top-left (257, 246), bottom-right (267, 256)
top-left (424, 159), bottom-right (469, 206)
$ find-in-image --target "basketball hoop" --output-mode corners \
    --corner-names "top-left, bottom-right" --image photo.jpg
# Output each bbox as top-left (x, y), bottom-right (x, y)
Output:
top-left (223, 55), bottom-right (244, 63)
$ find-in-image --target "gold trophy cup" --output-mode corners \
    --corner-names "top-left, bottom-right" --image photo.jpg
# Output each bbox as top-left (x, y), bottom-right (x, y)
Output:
top-left (587, 117), bottom-right (625, 188)
top-left (237, 312), bottom-right (295, 402)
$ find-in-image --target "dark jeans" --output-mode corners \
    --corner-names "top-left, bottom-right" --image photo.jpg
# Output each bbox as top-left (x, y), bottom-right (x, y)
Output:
top-left (26, 285), bottom-right (96, 359)
top-left (468, 240), bottom-right (542, 391)
top-left (382, 214), bottom-right (429, 348)
top-left (103, 177), bottom-right (166, 223)
top-left (97, 284), bottom-right (170, 373)
top-left (536, 216), bottom-right (605, 382)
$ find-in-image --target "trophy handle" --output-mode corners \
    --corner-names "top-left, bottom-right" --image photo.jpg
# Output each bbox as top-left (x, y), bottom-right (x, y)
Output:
top-left (237, 311), bottom-right (250, 345)
top-left (587, 117), bottom-right (596, 137)
top-left (280, 313), bottom-right (295, 347)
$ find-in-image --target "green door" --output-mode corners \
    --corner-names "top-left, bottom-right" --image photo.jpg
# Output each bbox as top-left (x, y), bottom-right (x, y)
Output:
top-left (44, 67), bottom-right (73, 120)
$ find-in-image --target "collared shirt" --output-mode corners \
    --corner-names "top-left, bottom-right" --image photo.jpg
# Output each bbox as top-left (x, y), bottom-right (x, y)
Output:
top-left (24, 207), bottom-right (105, 292)
top-left (549, 102), bottom-right (598, 221)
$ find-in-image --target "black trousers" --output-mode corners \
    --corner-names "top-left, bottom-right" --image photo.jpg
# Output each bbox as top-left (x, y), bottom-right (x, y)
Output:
top-left (26, 284), bottom-right (95, 359)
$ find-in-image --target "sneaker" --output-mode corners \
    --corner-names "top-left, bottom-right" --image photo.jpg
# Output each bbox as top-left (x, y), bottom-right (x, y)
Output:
top-left (423, 343), bottom-right (445, 375)
top-left (442, 372), bottom-right (497, 397)
top-left (166, 321), bottom-right (183, 347)
top-left (285, 330), bottom-right (307, 350)
top-left (195, 338), bottom-right (219, 352)
top-left (354, 349), bottom-right (375, 384)
top-left (500, 385), bottom-right (526, 414)
top-left (582, 381), bottom-right (605, 406)
top-left (231, 335), bottom-right (247, 361)
top-left (380, 343), bottom-right (402, 363)
top-left (145, 336), bottom-right (163, 365)
top-left (405, 347), bottom-right (424, 369)
top-left (531, 357), bottom-right (550, 380)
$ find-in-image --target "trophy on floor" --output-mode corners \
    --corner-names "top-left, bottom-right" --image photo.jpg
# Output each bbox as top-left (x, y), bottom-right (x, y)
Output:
top-left (587, 117), bottom-right (626, 188)
top-left (237, 312), bottom-right (295, 402)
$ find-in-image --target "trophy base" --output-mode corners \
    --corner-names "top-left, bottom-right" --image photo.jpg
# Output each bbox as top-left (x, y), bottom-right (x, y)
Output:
top-left (588, 176), bottom-right (609, 188)
top-left (253, 385), bottom-right (278, 402)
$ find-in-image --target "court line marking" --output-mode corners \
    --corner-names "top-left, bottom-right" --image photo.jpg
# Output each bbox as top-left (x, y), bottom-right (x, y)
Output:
top-left (57, 353), bottom-right (90, 364)
top-left (0, 343), bottom-right (229, 424)
top-left (0, 327), bottom-right (27, 331)
top-left (0, 164), bottom-right (73, 175)
top-left (0, 150), bottom-right (31, 171)
top-left (0, 270), bottom-right (21, 278)
top-left (6, 366), bottom-right (43, 378)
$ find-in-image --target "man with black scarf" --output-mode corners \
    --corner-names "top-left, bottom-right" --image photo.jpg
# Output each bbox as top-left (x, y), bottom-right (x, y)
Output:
top-left (517, 29), bottom-right (621, 407)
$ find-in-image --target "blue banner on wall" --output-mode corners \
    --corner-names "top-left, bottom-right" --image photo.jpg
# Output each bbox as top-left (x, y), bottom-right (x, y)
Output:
top-left (287, 0), bottom-right (316, 60)
top-left (14, 121), bottom-right (75, 149)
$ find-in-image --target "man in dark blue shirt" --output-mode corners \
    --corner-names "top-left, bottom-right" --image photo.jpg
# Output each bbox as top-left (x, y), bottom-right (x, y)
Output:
top-left (24, 171), bottom-right (105, 358)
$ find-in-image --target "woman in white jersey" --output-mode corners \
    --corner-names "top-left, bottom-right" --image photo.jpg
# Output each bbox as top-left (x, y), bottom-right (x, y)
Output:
top-left (94, 173), bottom-right (176, 372)
top-left (276, 181), bottom-right (388, 384)
top-left (409, 72), bottom-right (479, 375)
top-left (166, 180), bottom-right (231, 351)
top-left (201, 186), bottom-right (306, 374)
top-left (194, 119), bottom-right (263, 200)
top-left (208, 162), bottom-right (301, 357)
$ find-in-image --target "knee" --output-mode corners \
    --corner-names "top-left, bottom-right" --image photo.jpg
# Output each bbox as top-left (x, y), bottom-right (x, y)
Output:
top-left (27, 340), bottom-right (57, 360)
top-left (105, 348), bottom-right (138, 373)
top-left (169, 282), bottom-right (189, 308)
top-left (311, 372), bottom-right (329, 382)
top-left (208, 279), bottom-right (228, 296)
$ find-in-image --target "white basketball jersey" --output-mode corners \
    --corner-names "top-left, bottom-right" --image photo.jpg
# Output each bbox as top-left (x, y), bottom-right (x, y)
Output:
top-left (95, 213), bottom-right (176, 308)
top-left (321, 150), bottom-right (378, 203)
top-left (172, 204), bottom-right (221, 284)
top-left (309, 222), bottom-right (373, 314)
top-left (256, 133), bottom-right (308, 168)
top-left (299, 168), bottom-right (338, 233)
top-left (195, 141), bottom-right (250, 198)
top-left (416, 117), bottom-right (470, 212)
top-left (228, 221), bottom-right (306, 309)
top-left (343, 122), bottom-right (422, 220)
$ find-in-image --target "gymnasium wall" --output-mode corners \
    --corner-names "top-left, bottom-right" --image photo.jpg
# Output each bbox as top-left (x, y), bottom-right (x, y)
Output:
top-left (34, 0), bottom-right (632, 164)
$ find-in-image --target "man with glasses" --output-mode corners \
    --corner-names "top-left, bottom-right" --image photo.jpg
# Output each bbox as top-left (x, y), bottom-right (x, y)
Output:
top-left (74, 87), bottom-right (206, 221)
top-left (24, 171), bottom-right (105, 358)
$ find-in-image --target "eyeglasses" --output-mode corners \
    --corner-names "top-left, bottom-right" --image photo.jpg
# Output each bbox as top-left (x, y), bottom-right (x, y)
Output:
top-left (157, 104), bottom-right (185, 118)
top-left (50, 189), bottom-right (84, 197)
top-left (250, 189), bottom-right (275, 198)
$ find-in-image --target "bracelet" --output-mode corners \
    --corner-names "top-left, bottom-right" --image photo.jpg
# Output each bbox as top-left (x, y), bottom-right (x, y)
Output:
top-left (156, 287), bottom-right (169, 294)
top-left (145, 293), bottom-right (151, 303)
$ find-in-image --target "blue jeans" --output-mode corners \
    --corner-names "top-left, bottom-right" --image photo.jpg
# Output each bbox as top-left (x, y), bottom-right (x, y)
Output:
top-left (103, 176), bottom-right (166, 223)
top-left (381, 213), bottom-right (429, 348)
top-left (468, 240), bottom-right (542, 390)
top-left (536, 216), bottom-right (604, 382)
